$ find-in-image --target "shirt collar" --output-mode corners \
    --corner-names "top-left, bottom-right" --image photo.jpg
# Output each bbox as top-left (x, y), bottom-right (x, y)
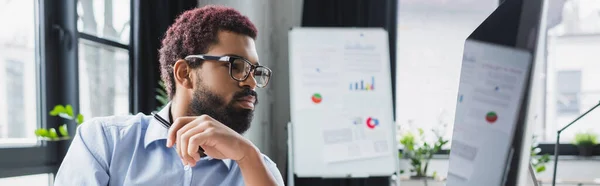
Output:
top-left (143, 102), bottom-right (171, 149)
top-left (143, 102), bottom-right (233, 170)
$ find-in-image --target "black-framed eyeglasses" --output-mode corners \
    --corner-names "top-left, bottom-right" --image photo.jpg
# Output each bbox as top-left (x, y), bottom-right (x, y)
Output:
top-left (184, 54), bottom-right (272, 88)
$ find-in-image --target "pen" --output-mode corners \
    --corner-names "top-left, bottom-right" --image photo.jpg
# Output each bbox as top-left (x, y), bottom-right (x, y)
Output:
top-left (151, 112), bottom-right (206, 157)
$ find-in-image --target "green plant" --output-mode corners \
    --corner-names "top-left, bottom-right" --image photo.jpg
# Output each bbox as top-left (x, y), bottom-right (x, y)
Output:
top-left (573, 131), bottom-right (598, 146)
top-left (530, 135), bottom-right (550, 173)
top-left (34, 104), bottom-right (84, 141)
top-left (399, 128), bottom-right (449, 178)
top-left (155, 80), bottom-right (169, 111)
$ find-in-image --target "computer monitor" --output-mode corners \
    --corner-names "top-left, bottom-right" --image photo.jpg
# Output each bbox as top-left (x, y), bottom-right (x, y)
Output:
top-left (446, 0), bottom-right (547, 185)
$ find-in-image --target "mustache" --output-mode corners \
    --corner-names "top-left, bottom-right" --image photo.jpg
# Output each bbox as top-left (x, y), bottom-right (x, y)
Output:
top-left (233, 88), bottom-right (258, 105)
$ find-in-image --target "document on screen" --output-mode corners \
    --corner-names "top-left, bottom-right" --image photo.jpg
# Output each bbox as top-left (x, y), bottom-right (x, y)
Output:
top-left (446, 39), bottom-right (532, 186)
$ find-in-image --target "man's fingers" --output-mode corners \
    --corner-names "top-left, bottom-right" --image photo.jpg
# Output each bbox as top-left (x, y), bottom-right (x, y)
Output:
top-left (166, 116), bottom-right (196, 147)
top-left (187, 132), bottom-right (208, 163)
top-left (176, 137), bottom-right (183, 164)
top-left (176, 121), bottom-right (195, 163)
top-left (180, 124), bottom-right (209, 166)
top-left (165, 115), bottom-right (215, 166)
top-left (175, 121), bottom-right (200, 150)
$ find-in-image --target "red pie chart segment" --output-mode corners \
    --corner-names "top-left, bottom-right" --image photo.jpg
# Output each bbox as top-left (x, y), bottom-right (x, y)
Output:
top-left (486, 111), bottom-right (498, 123)
top-left (311, 93), bottom-right (322, 104)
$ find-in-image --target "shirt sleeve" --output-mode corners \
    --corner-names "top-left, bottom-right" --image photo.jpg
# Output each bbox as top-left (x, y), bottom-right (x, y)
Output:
top-left (262, 155), bottom-right (285, 186)
top-left (54, 119), bottom-right (110, 186)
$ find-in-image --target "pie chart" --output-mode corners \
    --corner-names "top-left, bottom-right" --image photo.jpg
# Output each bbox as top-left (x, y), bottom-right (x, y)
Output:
top-left (366, 117), bottom-right (379, 129)
top-left (486, 111), bottom-right (498, 123)
top-left (311, 93), bottom-right (322, 104)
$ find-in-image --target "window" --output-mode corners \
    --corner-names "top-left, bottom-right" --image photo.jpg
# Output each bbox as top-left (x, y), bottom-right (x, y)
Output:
top-left (0, 0), bottom-right (58, 183)
top-left (395, 0), bottom-right (498, 145)
top-left (77, 0), bottom-right (130, 44)
top-left (0, 0), bottom-right (38, 146)
top-left (555, 70), bottom-right (581, 115)
top-left (78, 41), bottom-right (130, 118)
top-left (0, 174), bottom-right (50, 186)
top-left (538, 0), bottom-right (600, 144)
top-left (77, 0), bottom-right (131, 118)
top-left (1, 0), bottom-right (134, 182)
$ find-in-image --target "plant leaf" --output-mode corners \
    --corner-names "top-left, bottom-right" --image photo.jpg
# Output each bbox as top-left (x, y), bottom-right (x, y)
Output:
top-left (58, 113), bottom-right (74, 120)
top-left (35, 128), bottom-right (49, 137)
top-left (48, 128), bottom-right (58, 139)
top-left (58, 124), bottom-right (69, 137)
top-left (76, 114), bottom-right (84, 125)
top-left (536, 166), bottom-right (545, 173)
top-left (49, 105), bottom-right (66, 116)
top-left (156, 88), bottom-right (167, 97)
top-left (65, 105), bottom-right (74, 117)
top-left (156, 96), bottom-right (168, 105)
top-left (158, 80), bottom-right (164, 87)
top-left (156, 95), bottom-right (169, 105)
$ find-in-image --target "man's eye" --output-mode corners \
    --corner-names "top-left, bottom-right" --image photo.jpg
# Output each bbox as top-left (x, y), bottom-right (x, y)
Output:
top-left (231, 63), bottom-right (245, 71)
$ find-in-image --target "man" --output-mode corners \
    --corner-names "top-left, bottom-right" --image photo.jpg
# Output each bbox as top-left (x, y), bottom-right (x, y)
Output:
top-left (55, 5), bottom-right (283, 186)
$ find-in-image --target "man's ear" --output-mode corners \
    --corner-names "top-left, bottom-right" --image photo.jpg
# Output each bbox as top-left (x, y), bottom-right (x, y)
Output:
top-left (173, 59), bottom-right (194, 90)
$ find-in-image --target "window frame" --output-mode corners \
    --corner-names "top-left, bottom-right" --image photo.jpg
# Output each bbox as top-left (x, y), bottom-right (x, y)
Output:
top-left (76, 0), bottom-right (133, 119)
top-left (0, 0), bottom-right (137, 180)
top-left (0, 0), bottom-right (63, 179)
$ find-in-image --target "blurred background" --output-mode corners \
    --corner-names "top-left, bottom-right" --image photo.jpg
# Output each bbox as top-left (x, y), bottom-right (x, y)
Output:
top-left (1, 0), bottom-right (599, 185)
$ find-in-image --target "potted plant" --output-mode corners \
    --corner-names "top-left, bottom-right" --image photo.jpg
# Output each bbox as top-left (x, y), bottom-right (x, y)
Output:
top-left (34, 104), bottom-right (85, 141)
top-left (399, 126), bottom-right (449, 179)
top-left (573, 131), bottom-right (598, 156)
top-left (35, 81), bottom-right (169, 140)
top-left (530, 135), bottom-right (550, 173)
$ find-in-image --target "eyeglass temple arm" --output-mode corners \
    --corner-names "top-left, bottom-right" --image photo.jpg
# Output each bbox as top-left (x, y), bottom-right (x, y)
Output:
top-left (185, 55), bottom-right (230, 62)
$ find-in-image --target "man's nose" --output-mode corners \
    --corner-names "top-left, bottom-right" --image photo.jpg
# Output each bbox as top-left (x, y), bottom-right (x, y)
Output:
top-left (239, 74), bottom-right (257, 90)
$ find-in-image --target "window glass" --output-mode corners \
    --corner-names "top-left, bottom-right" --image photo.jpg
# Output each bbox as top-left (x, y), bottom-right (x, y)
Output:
top-left (78, 40), bottom-right (130, 118)
top-left (0, 0), bottom-right (38, 147)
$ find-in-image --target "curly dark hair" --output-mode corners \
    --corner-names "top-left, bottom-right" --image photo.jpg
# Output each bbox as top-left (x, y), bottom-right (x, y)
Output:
top-left (159, 5), bottom-right (258, 99)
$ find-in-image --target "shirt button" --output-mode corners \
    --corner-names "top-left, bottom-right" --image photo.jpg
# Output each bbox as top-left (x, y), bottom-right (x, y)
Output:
top-left (184, 165), bottom-right (190, 170)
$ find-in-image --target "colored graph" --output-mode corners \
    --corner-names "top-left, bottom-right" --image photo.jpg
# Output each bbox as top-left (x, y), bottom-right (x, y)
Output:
top-left (485, 111), bottom-right (498, 123)
top-left (366, 117), bottom-right (379, 129)
top-left (311, 93), bottom-right (322, 104)
top-left (349, 76), bottom-right (375, 91)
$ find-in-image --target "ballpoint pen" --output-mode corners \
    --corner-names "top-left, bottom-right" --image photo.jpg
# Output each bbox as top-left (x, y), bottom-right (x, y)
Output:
top-left (151, 112), bottom-right (206, 157)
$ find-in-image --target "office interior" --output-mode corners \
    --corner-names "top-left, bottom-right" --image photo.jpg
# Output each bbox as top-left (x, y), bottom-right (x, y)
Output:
top-left (1, 0), bottom-right (599, 185)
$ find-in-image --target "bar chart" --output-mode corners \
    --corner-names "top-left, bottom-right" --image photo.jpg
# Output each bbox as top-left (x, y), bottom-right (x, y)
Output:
top-left (349, 76), bottom-right (375, 91)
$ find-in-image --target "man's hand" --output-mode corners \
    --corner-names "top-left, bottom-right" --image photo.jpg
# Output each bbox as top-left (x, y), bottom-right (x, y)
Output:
top-left (166, 115), bottom-right (254, 167)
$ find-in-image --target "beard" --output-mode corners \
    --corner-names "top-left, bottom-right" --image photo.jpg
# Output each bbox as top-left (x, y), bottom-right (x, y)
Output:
top-left (187, 82), bottom-right (257, 134)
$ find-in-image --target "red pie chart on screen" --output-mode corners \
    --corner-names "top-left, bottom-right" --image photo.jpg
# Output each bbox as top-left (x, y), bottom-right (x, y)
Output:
top-left (311, 93), bottom-right (322, 104)
top-left (486, 111), bottom-right (498, 123)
